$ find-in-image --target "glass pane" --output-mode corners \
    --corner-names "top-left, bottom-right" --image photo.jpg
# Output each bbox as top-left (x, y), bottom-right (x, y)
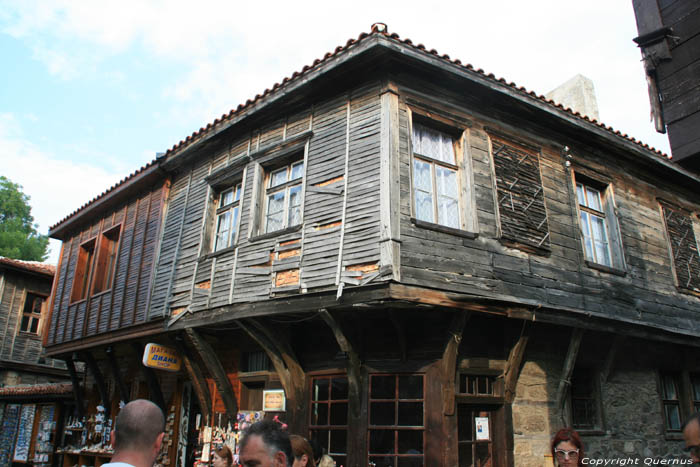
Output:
top-left (265, 192), bottom-right (285, 232)
top-left (692, 375), bottom-right (700, 401)
top-left (234, 183), bottom-right (242, 201)
top-left (310, 430), bottom-right (328, 452)
top-left (459, 442), bottom-right (474, 467)
top-left (458, 406), bottom-right (473, 442)
top-left (666, 404), bottom-right (681, 430)
top-left (576, 183), bottom-right (585, 206)
top-left (369, 456), bottom-right (395, 467)
top-left (412, 123), bottom-right (454, 164)
top-left (594, 240), bottom-right (611, 267)
top-left (30, 318), bottom-right (39, 334)
top-left (663, 376), bottom-right (678, 399)
top-left (230, 206), bottom-right (240, 235)
top-left (397, 456), bottom-right (423, 467)
top-left (330, 402), bottom-right (348, 425)
top-left (438, 197), bottom-right (459, 229)
top-left (220, 189), bottom-right (233, 207)
top-left (269, 167), bottom-right (288, 188)
top-left (587, 186), bottom-right (602, 211)
top-left (370, 402), bottom-right (395, 426)
top-left (415, 191), bottom-right (434, 223)
top-left (399, 375), bottom-right (423, 399)
top-left (314, 379), bottom-right (330, 401)
top-left (290, 161), bottom-right (304, 180)
top-left (397, 402), bottom-right (423, 426)
top-left (215, 211), bottom-right (231, 250)
top-left (372, 376), bottom-right (396, 399)
top-left (475, 442), bottom-right (492, 467)
top-left (20, 316), bottom-right (30, 332)
top-left (398, 431), bottom-right (423, 454)
top-left (413, 159), bottom-right (432, 191)
top-left (332, 377), bottom-right (349, 400)
top-left (312, 402), bottom-right (329, 425)
top-left (591, 215), bottom-right (607, 242)
top-left (369, 430), bottom-right (395, 454)
top-left (436, 166), bottom-right (458, 198)
top-left (288, 185), bottom-right (302, 226)
top-left (329, 429), bottom-right (346, 454)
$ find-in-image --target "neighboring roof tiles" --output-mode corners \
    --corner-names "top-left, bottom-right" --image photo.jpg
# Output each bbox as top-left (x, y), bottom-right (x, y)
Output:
top-left (0, 257), bottom-right (55, 277)
top-left (163, 24), bottom-right (670, 162)
top-left (0, 382), bottom-right (72, 397)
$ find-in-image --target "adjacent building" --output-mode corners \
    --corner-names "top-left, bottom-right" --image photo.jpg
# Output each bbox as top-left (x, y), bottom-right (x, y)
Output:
top-left (43, 25), bottom-right (700, 467)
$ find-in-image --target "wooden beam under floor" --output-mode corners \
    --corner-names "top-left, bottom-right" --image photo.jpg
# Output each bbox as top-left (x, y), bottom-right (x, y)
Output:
top-left (557, 328), bottom-right (584, 426)
top-left (440, 311), bottom-right (470, 416)
top-left (65, 354), bottom-right (84, 419)
top-left (105, 346), bottom-right (130, 404)
top-left (82, 351), bottom-right (111, 419)
top-left (503, 321), bottom-right (531, 404)
top-left (172, 336), bottom-right (212, 422)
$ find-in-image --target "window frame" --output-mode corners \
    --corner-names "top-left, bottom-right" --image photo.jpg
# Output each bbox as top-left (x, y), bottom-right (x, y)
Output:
top-left (262, 160), bottom-right (305, 234)
top-left (213, 182), bottom-right (243, 252)
top-left (567, 367), bottom-right (605, 433)
top-left (407, 108), bottom-right (477, 236)
top-left (70, 237), bottom-right (97, 303)
top-left (19, 291), bottom-right (47, 336)
top-left (659, 200), bottom-right (700, 294)
top-left (91, 224), bottom-right (121, 295)
top-left (309, 374), bottom-right (349, 466)
top-left (659, 372), bottom-right (683, 433)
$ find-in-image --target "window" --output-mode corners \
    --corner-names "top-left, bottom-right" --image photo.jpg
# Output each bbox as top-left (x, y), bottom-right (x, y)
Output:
top-left (368, 374), bottom-right (424, 467)
top-left (691, 374), bottom-right (700, 413)
top-left (20, 293), bottom-right (46, 334)
top-left (577, 182), bottom-right (612, 267)
top-left (660, 201), bottom-right (700, 293)
top-left (71, 239), bottom-right (96, 302)
top-left (263, 161), bottom-right (304, 233)
top-left (214, 183), bottom-right (242, 251)
top-left (660, 373), bottom-right (682, 431)
top-left (412, 122), bottom-right (460, 229)
top-left (92, 226), bottom-right (120, 294)
top-left (569, 368), bottom-right (601, 431)
top-left (459, 374), bottom-right (496, 396)
top-left (309, 376), bottom-right (348, 467)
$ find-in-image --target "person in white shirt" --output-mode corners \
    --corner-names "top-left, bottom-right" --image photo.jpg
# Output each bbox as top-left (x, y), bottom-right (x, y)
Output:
top-left (102, 399), bottom-right (165, 467)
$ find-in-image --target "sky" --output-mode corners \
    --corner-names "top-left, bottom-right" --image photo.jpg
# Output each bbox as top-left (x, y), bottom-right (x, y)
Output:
top-left (0, 0), bottom-right (671, 265)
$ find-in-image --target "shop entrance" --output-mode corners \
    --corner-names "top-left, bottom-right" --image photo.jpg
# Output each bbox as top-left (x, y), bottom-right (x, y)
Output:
top-left (457, 404), bottom-right (503, 467)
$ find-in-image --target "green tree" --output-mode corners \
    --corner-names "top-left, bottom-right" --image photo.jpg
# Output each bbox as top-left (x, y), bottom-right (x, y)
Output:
top-left (0, 176), bottom-right (49, 261)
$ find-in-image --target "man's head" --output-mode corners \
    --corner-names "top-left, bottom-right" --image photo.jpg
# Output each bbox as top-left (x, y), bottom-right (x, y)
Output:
top-left (238, 420), bottom-right (292, 467)
top-left (683, 413), bottom-right (700, 464)
top-left (112, 399), bottom-right (165, 464)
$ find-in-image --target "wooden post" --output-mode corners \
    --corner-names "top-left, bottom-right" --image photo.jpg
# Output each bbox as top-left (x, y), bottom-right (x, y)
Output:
top-left (131, 342), bottom-right (167, 412)
top-left (82, 351), bottom-right (111, 419)
top-left (105, 346), bottom-right (130, 404)
top-left (172, 337), bottom-right (212, 421)
top-left (184, 329), bottom-right (238, 419)
top-left (503, 321), bottom-right (531, 404)
top-left (441, 311), bottom-right (470, 416)
top-left (65, 354), bottom-right (84, 419)
top-left (557, 328), bottom-right (584, 426)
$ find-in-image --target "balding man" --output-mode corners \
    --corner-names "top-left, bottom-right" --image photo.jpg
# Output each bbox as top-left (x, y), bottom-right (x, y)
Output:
top-left (103, 399), bottom-right (165, 467)
top-left (238, 420), bottom-right (292, 467)
top-left (684, 412), bottom-right (700, 464)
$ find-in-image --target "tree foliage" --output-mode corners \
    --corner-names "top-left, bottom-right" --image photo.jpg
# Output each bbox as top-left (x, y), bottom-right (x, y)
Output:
top-left (0, 176), bottom-right (49, 261)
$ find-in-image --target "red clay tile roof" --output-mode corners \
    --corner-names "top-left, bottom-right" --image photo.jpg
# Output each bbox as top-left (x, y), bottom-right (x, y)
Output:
top-left (0, 382), bottom-right (72, 397)
top-left (0, 257), bottom-right (55, 276)
top-left (163, 24), bottom-right (670, 161)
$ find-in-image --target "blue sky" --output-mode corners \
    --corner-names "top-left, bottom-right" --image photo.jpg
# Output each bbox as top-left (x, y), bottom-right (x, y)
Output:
top-left (0, 0), bottom-right (671, 264)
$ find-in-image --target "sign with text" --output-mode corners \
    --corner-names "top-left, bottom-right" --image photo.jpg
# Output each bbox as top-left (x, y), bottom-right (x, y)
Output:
top-left (262, 389), bottom-right (286, 412)
top-left (142, 343), bottom-right (181, 372)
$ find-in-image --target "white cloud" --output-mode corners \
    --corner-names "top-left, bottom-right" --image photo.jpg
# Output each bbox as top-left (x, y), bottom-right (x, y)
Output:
top-left (0, 113), bottom-right (126, 264)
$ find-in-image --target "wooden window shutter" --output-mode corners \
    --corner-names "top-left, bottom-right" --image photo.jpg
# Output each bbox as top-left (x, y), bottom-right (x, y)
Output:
top-left (660, 202), bottom-right (700, 292)
top-left (491, 138), bottom-right (551, 254)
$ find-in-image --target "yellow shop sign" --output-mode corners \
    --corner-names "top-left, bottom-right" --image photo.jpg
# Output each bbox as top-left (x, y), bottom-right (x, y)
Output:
top-left (142, 343), bottom-right (181, 372)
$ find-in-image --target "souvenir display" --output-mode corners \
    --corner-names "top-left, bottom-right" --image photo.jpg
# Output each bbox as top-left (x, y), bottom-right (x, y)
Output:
top-left (0, 404), bottom-right (21, 466)
top-left (33, 404), bottom-right (57, 467)
top-left (13, 404), bottom-right (37, 462)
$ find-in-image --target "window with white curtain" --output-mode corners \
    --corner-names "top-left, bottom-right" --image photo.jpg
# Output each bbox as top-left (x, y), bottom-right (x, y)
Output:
top-left (577, 182), bottom-right (612, 267)
top-left (412, 122), bottom-right (460, 229)
top-left (264, 160), bottom-right (304, 233)
top-left (214, 183), bottom-right (242, 251)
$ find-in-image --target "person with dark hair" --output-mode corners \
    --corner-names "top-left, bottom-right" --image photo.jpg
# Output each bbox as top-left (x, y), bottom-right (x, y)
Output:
top-left (683, 412), bottom-right (700, 464)
top-left (103, 399), bottom-right (165, 467)
top-left (289, 435), bottom-right (315, 467)
top-left (551, 427), bottom-right (584, 467)
top-left (212, 445), bottom-right (233, 467)
top-left (238, 420), bottom-right (293, 467)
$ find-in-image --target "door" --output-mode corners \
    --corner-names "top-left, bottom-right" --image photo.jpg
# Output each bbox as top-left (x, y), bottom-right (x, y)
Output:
top-left (457, 405), bottom-right (502, 467)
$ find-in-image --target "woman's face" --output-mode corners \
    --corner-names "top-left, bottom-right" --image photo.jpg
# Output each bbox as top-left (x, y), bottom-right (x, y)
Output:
top-left (212, 452), bottom-right (228, 467)
top-left (292, 454), bottom-right (308, 467)
top-left (554, 440), bottom-right (579, 467)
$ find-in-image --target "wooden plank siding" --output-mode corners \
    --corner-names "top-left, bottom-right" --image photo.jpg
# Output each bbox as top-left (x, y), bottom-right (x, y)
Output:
top-left (394, 78), bottom-right (700, 336)
top-left (150, 83), bottom-right (386, 320)
top-left (46, 182), bottom-right (167, 345)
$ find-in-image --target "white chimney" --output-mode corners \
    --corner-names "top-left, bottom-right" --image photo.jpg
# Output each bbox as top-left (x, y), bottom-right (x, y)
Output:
top-left (545, 74), bottom-right (600, 122)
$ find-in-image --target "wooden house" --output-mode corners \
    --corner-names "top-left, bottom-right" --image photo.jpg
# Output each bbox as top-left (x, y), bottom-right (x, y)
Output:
top-left (632, 0), bottom-right (700, 172)
top-left (44, 25), bottom-right (700, 467)
top-left (0, 257), bottom-right (71, 467)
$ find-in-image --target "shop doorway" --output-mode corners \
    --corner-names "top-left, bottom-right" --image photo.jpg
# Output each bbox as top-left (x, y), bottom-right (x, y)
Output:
top-left (457, 404), bottom-right (504, 467)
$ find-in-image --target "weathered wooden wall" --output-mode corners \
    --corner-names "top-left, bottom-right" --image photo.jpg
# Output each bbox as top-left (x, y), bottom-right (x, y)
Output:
top-left (150, 83), bottom-right (385, 319)
top-left (47, 182), bottom-right (167, 345)
top-left (0, 268), bottom-right (63, 367)
top-left (395, 79), bottom-right (700, 337)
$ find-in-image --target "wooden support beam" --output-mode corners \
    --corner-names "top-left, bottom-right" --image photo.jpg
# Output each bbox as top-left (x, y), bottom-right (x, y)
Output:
top-left (388, 310), bottom-right (407, 361)
top-left (172, 337), bottom-right (212, 421)
top-left (557, 328), bottom-right (584, 426)
top-left (105, 346), bottom-right (130, 404)
top-left (600, 335), bottom-right (624, 383)
top-left (82, 351), bottom-right (111, 419)
top-left (503, 321), bottom-right (531, 404)
top-left (65, 354), bottom-right (84, 419)
top-left (131, 342), bottom-right (166, 412)
top-left (238, 319), bottom-right (307, 433)
top-left (441, 311), bottom-right (470, 416)
top-left (184, 329), bottom-right (238, 418)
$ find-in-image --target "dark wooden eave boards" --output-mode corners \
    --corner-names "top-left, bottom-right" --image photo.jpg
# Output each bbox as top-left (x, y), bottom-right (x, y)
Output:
top-left (159, 34), bottom-right (700, 190)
